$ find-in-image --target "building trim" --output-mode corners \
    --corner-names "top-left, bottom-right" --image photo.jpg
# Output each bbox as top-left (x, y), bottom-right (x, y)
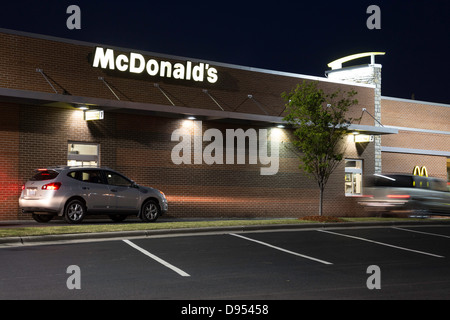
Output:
top-left (381, 96), bottom-right (450, 108)
top-left (348, 124), bottom-right (397, 135)
top-left (384, 125), bottom-right (450, 136)
top-left (382, 146), bottom-right (450, 157)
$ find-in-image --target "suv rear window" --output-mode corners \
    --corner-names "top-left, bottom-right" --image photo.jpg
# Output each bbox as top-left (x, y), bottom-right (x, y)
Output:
top-left (30, 170), bottom-right (59, 181)
top-left (67, 170), bottom-right (104, 184)
top-left (370, 174), bottom-right (448, 191)
top-left (370, 175), bottom-right (414, 188)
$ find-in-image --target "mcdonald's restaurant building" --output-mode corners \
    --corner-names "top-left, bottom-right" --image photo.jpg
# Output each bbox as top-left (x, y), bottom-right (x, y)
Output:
top-left (0, 28), bottom-right (449, 221)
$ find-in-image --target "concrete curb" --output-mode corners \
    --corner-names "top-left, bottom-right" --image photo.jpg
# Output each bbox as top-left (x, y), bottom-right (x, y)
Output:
top-left (2, 219), bottom-right (450, 246)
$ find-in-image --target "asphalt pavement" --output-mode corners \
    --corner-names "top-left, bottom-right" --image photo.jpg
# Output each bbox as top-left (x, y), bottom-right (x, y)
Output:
top-left (1, 219), bottom-right (450, 302)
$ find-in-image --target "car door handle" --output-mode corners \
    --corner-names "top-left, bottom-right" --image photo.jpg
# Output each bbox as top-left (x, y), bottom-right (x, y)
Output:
top-left (82, 187), bottom-right (90, 190)
top-left (111, 189), bottom-right (118, 192)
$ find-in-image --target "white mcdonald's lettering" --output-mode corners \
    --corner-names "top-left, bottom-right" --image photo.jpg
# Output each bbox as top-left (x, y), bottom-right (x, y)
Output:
top-left (92, 47), bottom-right (218, 84)
top-left (412, 166), bottom-right (428, 177)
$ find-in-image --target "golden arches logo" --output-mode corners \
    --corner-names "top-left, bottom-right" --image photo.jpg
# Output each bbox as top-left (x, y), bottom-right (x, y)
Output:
top-left (412, 166), bottom-right (428, 177)
top-left (413, 166), bottom-right (429, 188)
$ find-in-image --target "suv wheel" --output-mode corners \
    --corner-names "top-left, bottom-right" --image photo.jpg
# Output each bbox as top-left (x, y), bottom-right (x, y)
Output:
top-left (64, 199), bottom-right (86, 224)
top-left (141, 200), bottom-right (160, 222)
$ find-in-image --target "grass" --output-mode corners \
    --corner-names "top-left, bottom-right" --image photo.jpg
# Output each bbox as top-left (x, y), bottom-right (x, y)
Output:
top-left (0, 216), bottom-right (431, 238)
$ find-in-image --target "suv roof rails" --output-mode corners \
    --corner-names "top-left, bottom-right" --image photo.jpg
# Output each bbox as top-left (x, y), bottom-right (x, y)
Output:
top-left (36, 165), bottom-right (112, 171)
top-left (35, 165), bottom-right (71, 171)
top-left (66, 165), bottom-right (111, 169)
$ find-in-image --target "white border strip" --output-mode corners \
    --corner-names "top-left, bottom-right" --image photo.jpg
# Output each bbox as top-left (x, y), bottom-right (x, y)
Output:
top-left (318, 230), bottom-right (444, 258)
top-left (123, 239), bottom-right (190, 277)
top-left (230, 233), bottom-right (333, 265)
top-left (382, 96), bottom-right (450, 108)
top-left (381, 146), bottom-right (450, 157)
top-left (384, 125), bottom-right (450, 136)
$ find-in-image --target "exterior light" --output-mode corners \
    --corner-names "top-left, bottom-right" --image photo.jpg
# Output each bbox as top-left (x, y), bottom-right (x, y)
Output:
top-left (84, 110), bottom-right (104, 121)
top-left (354, 134), bottom-right (374, 143)
top-left (187, 116), bottom-right (196, 120)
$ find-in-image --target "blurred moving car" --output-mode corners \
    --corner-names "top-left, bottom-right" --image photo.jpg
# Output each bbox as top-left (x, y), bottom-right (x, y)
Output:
top-left (19, 166), bottom-right (168, 224)
top-left (358, 173), bottom-right (450, 216)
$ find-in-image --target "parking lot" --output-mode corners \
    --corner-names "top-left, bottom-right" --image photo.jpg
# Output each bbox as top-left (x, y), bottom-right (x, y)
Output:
top-left (1, 224), bottom-right (450, 300)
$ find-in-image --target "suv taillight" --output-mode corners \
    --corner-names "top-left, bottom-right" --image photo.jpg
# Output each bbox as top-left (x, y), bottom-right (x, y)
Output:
top-left (387, 194), bottom-right (410, 199)
top-left (42, 182), bottom-right (61, 191)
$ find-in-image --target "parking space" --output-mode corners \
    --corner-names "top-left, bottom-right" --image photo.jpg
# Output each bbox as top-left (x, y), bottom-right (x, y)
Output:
top-left (1, 225), bottom-right (450, 299)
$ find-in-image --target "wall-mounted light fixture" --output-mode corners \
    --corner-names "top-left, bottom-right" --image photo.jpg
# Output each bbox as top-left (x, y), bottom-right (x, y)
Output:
top-left (354, 134), bottom-right (374, 143)
top-left (84, 109), bottom-right (104, 121)
top-left (77, 105), bottom-right (89, 111)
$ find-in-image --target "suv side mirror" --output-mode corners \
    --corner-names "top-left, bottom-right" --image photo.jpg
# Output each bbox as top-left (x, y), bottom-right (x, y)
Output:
top-left (131, 181), bottom-right (139, 188)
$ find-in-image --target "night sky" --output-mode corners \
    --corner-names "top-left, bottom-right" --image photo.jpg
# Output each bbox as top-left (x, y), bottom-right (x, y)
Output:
top-left (1, 0), bottom-right (449, 104)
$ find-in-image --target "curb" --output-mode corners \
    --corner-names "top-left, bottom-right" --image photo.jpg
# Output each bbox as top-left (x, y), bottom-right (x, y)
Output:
top-left (1, 220), bottom-right (450, 246)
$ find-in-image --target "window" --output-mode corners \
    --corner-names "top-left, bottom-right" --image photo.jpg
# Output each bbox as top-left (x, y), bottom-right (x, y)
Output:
top-left (67, 142), bottom-right (99, 167)
top-left (371, 174), bottom-right (413, 188)
top-left (31, 170), bottom-right (59, 181)
top-left (345, 159), bottom-right (363, 196)
top-left (105, 171), bottom-right (132, 187)
top-left (68, 170), bottom-right (104, 184)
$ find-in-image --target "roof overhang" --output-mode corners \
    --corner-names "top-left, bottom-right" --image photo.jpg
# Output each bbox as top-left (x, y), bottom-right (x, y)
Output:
top-left (347, 124), bottom-right (398, 135)
top-left (0, 87), bottom-right (285, 126)
top-left (0, 87), bottom-right (398, 135)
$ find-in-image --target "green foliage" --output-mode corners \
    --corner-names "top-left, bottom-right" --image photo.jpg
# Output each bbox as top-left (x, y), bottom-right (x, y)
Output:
top-left (282, 81), bottom-right (359, 215)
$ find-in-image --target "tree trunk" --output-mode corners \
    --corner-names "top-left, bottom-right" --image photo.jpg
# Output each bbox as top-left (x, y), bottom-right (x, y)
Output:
top-left (319, 185), bottom-right (324, 216)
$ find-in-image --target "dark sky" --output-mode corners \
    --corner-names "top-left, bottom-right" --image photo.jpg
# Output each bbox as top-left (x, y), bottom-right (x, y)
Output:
top-left (1, 0), bottom-right (449, 104)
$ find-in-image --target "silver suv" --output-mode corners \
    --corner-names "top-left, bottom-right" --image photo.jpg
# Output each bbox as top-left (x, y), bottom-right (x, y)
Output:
top-left (358, 174), bottom-right (450, 216)
top-left (19, 166), bottom-right (168, 224)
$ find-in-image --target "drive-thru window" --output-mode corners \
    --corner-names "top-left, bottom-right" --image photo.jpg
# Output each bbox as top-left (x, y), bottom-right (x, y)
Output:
top-left (67, 142), bottom-right (99, 167)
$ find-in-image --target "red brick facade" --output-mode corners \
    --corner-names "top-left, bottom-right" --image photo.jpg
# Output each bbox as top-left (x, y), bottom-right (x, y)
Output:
top-left (381, 97), bottom-right (450, 180)
top-left (0, 102), bottom-right (373, 220)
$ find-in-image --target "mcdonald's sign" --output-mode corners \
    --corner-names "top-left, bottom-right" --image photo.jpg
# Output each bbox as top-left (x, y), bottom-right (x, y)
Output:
top-left (413, 166), bottom-right (428, 177)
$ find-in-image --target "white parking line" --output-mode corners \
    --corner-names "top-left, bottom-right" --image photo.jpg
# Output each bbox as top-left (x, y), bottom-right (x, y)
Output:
top-left (393, 227), bottom-right (450, 239)
top-left (318, 230), bottom-right (444, 258)
top-left (230, 233), bottom-right (333, 265)
top-left (123, 240), bottom-right (190, 277)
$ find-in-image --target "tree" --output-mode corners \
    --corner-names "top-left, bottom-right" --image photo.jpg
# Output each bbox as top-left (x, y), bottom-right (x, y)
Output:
top-left (282, 81), bottom-right (359, 216)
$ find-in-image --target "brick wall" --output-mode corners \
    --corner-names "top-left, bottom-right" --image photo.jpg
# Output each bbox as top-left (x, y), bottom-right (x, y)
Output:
top-left (381, 98), bottom-right (450, 179)
top-left (0, 103), bottom-right (375, 220)
top-left (0, 103), bottom-right (20, 220)
top-left (0, 30), bottom-right (378, 220)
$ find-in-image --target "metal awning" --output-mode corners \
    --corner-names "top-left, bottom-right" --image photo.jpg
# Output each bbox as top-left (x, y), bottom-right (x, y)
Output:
top-left (0, 87), bottom-right (285, 126)
top-left (347, 124), bottom-right (398, 135)
top-left (0, 87), bottom-right (398, 134)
